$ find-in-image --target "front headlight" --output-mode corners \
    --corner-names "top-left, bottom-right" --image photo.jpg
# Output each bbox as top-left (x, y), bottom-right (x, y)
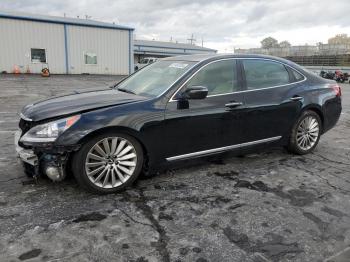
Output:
top-left (20, 115), bottom-right (80, 143)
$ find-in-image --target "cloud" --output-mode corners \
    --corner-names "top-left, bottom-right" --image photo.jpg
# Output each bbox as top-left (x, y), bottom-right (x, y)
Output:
top-left (1, 0), bottom-right (350, 52)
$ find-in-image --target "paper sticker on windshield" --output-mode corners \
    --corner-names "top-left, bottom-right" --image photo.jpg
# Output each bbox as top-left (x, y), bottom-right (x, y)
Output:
top-left (169, 63), bottom-right (188, 69)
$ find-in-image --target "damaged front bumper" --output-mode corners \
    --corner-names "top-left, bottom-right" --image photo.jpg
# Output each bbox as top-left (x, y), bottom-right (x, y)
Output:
top-left (15, 131), bottom-right (38, 166)
top-left (14, 131), bottom-right (78, 181)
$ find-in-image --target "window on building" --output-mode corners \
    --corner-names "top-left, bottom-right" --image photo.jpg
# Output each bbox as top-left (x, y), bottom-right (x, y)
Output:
top-left (185, 59), bottom-right (238, 96)
top-left (31, 49), bottom-right (46, 63)
top-left (243, 59), bottom-right (290, 90)
top-left (84, 52), bottom-right (97, 65)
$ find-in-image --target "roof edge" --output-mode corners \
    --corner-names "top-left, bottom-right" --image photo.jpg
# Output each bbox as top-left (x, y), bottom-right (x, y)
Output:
top-left (0, 12), bottom-right (134, 31)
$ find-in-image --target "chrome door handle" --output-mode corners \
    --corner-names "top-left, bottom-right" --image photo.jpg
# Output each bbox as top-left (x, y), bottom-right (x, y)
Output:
top-left (225, 101), bottom-right (243, 108)
top-left (290, 96), bottom-right (303, 101)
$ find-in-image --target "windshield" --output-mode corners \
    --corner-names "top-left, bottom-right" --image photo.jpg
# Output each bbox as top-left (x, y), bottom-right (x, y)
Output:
top-left (117, 60), bottom-right (195, 97)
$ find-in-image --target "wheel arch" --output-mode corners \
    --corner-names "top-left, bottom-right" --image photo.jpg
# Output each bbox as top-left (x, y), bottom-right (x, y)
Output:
top-left (76, 126), bottom-right (150, 169)
top-left (300, 104), bottom-right (324, 132)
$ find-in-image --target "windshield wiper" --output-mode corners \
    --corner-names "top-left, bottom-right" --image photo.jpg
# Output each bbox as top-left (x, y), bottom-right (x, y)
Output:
top-left (117, 87), bottom-right (135, 95)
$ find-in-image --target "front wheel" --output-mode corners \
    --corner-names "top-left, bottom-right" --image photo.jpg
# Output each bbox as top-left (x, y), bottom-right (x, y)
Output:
top-left (287, 110), bottom-right (322, 155)
top-left (72, 133), bottom-right (144, 194)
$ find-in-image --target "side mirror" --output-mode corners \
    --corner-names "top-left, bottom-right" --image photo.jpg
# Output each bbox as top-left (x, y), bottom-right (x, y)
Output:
top-left (182, 86), bottom-right (208, 100)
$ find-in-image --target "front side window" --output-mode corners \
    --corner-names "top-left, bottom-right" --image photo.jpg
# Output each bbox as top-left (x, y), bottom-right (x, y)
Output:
top-left (84, 52), bottom-right (97, 65)
top-left (243, 59), bottom-right (290, 90)
top-left (31, 48), bottom-right (46, 63)
top-left (116, 60), bottom-right (195, 97)
top-left (185, 59), bottom-right (238, 96)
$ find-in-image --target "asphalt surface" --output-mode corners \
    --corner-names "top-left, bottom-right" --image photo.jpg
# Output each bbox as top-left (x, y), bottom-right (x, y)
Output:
top-left (0, 74), bottom-right (349, 262)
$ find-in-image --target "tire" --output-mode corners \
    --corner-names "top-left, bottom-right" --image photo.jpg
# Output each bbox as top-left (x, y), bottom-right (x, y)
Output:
top-left (287, 110), bottom-right (322, 155)
top-left (72, 132), bottom-right (144, 194)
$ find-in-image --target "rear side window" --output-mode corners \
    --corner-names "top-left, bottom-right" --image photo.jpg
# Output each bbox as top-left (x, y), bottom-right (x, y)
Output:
top-left (291, 69), bottom-right (305, 82)
top-left (243, 60), bottom-right (290, 90)
top-left (186, 59), bottom-right (238, 96)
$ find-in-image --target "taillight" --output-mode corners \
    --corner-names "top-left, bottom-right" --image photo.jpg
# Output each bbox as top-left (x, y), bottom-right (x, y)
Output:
top-left (330, 84), bottom-right (342, 97)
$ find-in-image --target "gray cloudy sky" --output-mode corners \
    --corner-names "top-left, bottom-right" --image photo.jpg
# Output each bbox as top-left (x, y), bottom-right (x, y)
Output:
top-left (1, 0), bottom-right (350, 52)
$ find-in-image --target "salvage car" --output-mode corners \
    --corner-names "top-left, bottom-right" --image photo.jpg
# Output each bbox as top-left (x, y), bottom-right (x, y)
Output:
top-left (16, 54), bottom-right (342, 193)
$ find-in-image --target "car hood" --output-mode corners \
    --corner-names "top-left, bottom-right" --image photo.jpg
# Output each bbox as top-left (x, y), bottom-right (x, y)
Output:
top-left (21, 88), bottom-right (147, 122)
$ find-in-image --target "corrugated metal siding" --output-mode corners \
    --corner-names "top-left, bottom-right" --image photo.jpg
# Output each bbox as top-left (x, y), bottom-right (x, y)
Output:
top-left (67, 25), bottom-right (129, 75)
top-left (0, 18), bottom-right (66, 74)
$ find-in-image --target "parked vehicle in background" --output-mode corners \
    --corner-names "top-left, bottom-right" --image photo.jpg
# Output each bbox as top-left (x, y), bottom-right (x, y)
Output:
top-left (320, 70), bottom-right (335, 80)
top-left (334, 70), bottom-right (349, 83)
top-left (16, 54), bottom-right (342, 194)
top-left (320, 70), bottom-right (349, 83)
top-left (134, 57), bottom-right (158, 71)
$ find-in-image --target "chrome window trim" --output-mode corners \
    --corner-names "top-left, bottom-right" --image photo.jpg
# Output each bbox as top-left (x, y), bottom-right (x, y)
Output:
top-left (168, 57), bottom-right (307, 102)
top-left (166, 136), bottom-right (282, 161)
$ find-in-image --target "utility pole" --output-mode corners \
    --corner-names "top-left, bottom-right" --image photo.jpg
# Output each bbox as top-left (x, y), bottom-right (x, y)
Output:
top-left (187, 34), bottom-right (196, 45)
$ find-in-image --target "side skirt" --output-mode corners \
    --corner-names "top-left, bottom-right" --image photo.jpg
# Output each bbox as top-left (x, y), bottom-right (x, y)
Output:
top-left (166, 136), bottom-right (282, 162)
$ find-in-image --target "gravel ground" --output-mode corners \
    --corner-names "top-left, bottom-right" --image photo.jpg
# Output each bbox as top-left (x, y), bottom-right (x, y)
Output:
top-left (0, 74), bottom-right (349, 262)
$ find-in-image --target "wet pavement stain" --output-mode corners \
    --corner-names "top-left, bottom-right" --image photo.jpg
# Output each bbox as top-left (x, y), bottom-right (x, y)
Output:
top-left (234, 179), bottom-right (320, 207)
top-left (273, 188), bottom-right (318, 207)
top-left (223, 227), bottom-right (302, 261)
top-left (234, 180), bottom-right (269, 192)
top-left (228, 203), bottom-right (246, 210)
top-left (322, 206), bottom-right (348, 218)
top-left (154, 183), bottom-right (188, 190)
top-left (210, 170), bottom-right (239, 180)
top-left (196, 258), bottom-right (209, 262)
top-left (158, 212), bottom-right (174, 221)
top-left (192, 247), bottom-right (202, 253)
top-left (303, 212), bottom-right (330, 239)
top-left (18, 249), bottom-right (42, 261)
top-left (122, 243), bottom-right (130, 249)
top-left (72, 212), bottom-right (107, 223)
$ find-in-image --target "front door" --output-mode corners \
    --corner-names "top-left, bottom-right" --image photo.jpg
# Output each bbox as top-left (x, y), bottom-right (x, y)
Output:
top-left (162, 59), bottom-right (246, 160)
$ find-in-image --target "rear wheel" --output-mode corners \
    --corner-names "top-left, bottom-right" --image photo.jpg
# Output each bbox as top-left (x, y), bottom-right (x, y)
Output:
top-left (73, 132), bottom-right (143, 194)
top-left (287, 110), bottom-right (321, 155)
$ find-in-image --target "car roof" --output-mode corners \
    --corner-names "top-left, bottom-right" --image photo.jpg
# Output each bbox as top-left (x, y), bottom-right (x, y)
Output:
top-left (163, 53), bottom-right (295, 65)
top-left (162, 53), bottom-right (306, 73)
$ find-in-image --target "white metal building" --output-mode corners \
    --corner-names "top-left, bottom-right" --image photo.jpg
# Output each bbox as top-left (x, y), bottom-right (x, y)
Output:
top-left (0, 11), bottom-right (217, 75)
top-left (0, 11), bottom-right (134, 75)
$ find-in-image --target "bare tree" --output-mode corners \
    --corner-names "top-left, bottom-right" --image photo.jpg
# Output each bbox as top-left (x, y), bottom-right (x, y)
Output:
top-left (279, 40), bottom-right (291, 48)
top-left (261, 37), bottom-right (279, 49)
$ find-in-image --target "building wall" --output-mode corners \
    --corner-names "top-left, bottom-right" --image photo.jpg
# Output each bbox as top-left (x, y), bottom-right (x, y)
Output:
top-left (0, 18), bottom-right (66, 74)
top-left (67, 25), bottom-right (130, 75)
top-left (0, 18), bottom-right (131, 75)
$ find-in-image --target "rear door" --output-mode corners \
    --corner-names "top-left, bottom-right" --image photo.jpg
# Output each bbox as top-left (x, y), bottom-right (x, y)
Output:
top-left (162, 59), bottom-right (246, 160)
top-left (239, 59), bottom-right (305, 143)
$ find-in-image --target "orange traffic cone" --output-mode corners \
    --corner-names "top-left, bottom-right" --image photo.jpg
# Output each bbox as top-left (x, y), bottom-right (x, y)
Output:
top-left (41, 68), bottom-right (50, 77)
top-left (13, 65), bottom-right (20, 74)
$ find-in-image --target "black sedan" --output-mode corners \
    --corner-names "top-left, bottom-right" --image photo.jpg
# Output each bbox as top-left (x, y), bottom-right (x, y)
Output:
top-left (16, 54), bottom-right (342, 193)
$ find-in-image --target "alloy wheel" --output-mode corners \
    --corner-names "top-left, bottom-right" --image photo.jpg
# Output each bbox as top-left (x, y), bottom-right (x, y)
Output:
top-left (85, 137), bottom-right (137, 188)
top-left (296, 116), bottom-right (320, 151)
